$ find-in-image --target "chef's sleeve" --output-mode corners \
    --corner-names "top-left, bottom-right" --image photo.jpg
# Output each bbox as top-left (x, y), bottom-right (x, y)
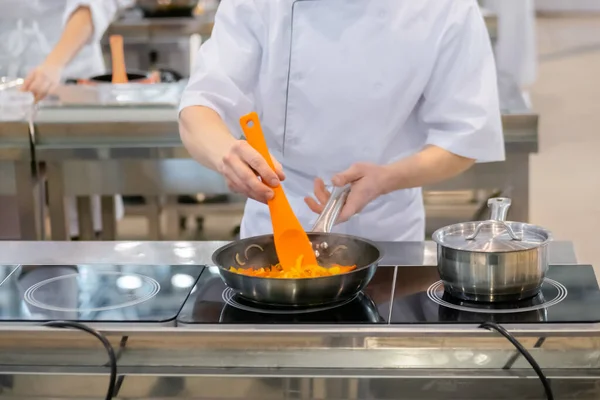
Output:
top-left (179, 0), bottom-right (263, 139)
top-left (63, 0), bottom-right (128, 44)
top-left (420, 1), bottom-right (505, 163)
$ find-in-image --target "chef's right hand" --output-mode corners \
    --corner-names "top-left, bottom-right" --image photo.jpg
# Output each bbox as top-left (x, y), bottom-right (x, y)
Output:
top-left (21, 63), bottom-right (62, 102)
top-left (221, 140), bottom-right (285, 203)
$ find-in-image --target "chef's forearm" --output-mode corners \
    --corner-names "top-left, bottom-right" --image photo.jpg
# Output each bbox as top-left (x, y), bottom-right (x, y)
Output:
top-left (179, 106), bottom-right (237, 172)
top-left (381, 145), bottom-right (475, 194)
top-left (43, 6), bottom-right (94, 69)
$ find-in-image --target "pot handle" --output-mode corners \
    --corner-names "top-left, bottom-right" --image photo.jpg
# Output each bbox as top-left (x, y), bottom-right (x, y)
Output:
top-left (311, 185), bottom-right (351, 233)
top-left (466, 197), bottom-right (522, 241)
top-left (465, 220), bottom-right (522, 241)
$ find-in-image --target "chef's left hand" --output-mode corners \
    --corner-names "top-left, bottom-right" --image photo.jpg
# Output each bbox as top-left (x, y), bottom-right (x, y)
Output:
top-left (304, 162), bottom-right (389, 223)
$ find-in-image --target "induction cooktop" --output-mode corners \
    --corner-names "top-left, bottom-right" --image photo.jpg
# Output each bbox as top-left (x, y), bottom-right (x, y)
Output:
top-left (177, 265), bottom-right (600, 325)
top-left (0, 264), bottom-right (204, 325)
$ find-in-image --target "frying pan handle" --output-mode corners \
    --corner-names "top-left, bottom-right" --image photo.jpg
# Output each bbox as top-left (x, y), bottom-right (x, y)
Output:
top-left (311, 185), bottom-right (351, 233)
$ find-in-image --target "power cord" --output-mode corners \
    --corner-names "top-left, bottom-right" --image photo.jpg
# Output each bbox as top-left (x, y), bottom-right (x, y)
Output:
top-left (42, 321), bottom-right (117, 400)
top-left (479, 322), bottom-right (553, 400)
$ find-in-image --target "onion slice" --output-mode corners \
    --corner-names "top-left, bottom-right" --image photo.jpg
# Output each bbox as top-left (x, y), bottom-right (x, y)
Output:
top-left (235, 253), bottom-right (246, 266)
top-left (330, 245), bottom-right (348, 255)
top-left (244, 244), bottom-right (264, 260)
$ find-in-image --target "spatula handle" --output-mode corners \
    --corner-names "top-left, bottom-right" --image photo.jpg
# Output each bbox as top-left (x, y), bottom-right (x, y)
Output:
top-left (240, 112), bottom-right (276, 172)
top-left (109, 35), bottom-right (128, 84)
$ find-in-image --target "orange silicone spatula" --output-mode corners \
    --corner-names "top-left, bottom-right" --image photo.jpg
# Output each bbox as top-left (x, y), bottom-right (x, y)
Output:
top-left (240, 112), bottom-right (318, 269)
top-left (109, 35), bottom-right (128, 84)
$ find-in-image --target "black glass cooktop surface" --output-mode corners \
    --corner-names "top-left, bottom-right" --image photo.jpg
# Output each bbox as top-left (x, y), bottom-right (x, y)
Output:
top-left (0, 264), bottom-right (203, 324)
top-left (178, 265), bottom-right (600, 325)
top-left (177, 266), bottom-right (394, 324)
top-left (389, 265), bottom-right (600, 324)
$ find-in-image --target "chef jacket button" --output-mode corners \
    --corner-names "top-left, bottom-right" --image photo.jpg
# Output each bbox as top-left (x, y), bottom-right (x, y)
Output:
top-left (294, 72), bottom-right (304, 81)
top-left (378, 9), bottom-right (387, 18)
top-left (374, 82), bottom-right (383, 90)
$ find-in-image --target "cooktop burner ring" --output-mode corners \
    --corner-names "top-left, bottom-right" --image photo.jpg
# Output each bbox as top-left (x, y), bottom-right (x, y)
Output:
top-left (23, 271), bottom-right (161, 313)
top-left (221, 288), bottom-right (358, 315)
top-left (427, 279), bottom-right (568, 314)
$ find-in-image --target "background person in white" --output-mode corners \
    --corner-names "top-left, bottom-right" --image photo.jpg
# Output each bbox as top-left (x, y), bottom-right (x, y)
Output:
top-left (0, 0), bottom-right (129, 239)
top-left (179, 0), bottom-right (505, 242)
top-left (481, 0), bottom-right (537, 89)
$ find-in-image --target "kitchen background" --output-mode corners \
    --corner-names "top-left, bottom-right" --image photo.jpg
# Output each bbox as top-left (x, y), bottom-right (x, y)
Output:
top-left (1, 0), bottom-right (599, 271)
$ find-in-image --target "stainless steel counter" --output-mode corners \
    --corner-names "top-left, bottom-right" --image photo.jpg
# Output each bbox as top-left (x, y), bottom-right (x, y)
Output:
top-left (0, 240), bottom-right (599, 400)
top-left (106, 14), bottom-right (216, 40)
top-left (0, 240), bottom-right (578, 267)
top-left (0, 123), bottom-right (31, 197)
top-left (102, 10), bottom-right (216, 77)
top-left (0, 123), bottom-right (41, 239)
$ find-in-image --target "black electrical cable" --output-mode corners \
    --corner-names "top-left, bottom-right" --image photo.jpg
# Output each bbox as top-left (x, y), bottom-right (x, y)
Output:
top-left (42, 321), bottom-right (117, 400)
top-left (479, 322), bottom-right (553, 400)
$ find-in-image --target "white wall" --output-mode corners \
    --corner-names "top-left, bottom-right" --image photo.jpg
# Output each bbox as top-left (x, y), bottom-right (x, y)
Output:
top-left (536, 0), bottom-right (600, 12)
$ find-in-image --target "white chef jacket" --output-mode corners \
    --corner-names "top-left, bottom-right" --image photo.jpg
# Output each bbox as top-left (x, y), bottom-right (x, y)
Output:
top-left (180, 0), bottom-right (505, 242)
top-left (0, 0), bottom-right (129, 237)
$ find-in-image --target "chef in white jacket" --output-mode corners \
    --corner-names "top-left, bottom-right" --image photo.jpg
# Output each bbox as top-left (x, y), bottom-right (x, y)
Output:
top-left (0, 0), bottom-right (128, 239)
top-left (179, 0), bottom-right (506, 242)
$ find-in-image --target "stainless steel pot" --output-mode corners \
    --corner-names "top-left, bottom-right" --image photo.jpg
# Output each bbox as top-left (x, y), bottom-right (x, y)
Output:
top-left (212, 186), bottom-right (382, 307)
top-left (432, 198), bottom-right (552, 302)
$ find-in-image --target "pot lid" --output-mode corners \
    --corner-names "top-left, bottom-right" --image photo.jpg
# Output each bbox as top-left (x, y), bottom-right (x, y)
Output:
top-left (433, 221), bottom-right (551, 252)
top-left (432, 197), bottom-right (551, 252)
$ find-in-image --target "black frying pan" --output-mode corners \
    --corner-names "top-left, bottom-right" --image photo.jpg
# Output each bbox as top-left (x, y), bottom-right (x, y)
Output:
top-left (211, 186), bottom-right (383, 307)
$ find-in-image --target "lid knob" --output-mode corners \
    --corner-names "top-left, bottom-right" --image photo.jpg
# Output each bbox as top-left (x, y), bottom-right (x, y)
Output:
top-left (465, 198), bottom-right (522, 242)
top-left (488, 197), bottom-right (511, 221)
